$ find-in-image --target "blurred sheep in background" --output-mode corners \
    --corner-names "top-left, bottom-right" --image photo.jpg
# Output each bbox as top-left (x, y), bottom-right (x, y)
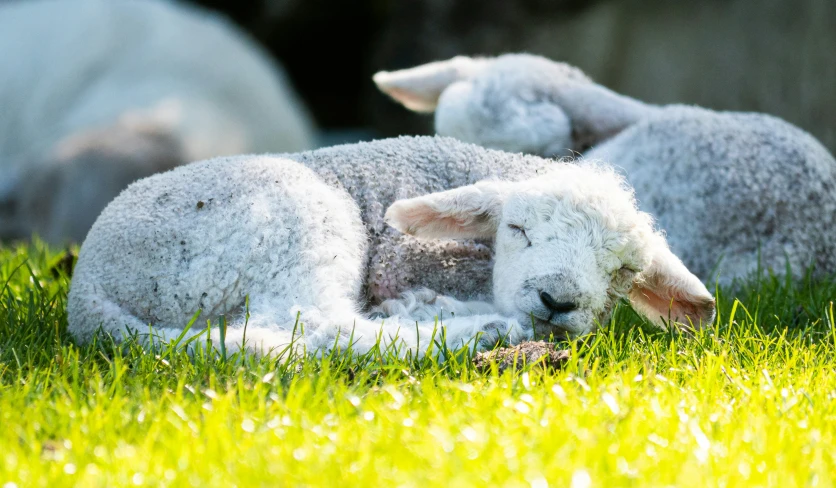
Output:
top-left (0, 0), bottom-right (315, 244)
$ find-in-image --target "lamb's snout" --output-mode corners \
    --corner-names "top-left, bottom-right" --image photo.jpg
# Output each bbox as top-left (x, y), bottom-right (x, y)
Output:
top-left (515, 273), bottom-right (582, 321)
top-left (538, 291), bottom-right (577, 315)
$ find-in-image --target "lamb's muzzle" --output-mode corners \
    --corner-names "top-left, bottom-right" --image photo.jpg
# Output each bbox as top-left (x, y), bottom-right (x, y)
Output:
top-left (538, 292), bottom-right (577, 315)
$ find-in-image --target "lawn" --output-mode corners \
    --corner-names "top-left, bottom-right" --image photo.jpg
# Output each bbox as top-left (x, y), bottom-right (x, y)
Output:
top-left (1, 242), bottom-right (835, 487)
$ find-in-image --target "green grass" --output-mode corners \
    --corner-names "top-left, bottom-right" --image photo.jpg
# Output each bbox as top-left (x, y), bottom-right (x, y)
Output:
top-left (1, 242), bottom-right (836, 487)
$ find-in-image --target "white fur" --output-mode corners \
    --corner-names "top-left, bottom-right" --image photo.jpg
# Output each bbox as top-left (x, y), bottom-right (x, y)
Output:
top-left (68, 153), bottom-right (531, 357)
top-left (69, 139), bottom-right (713, 356)
top-left (375, 54), bottom-right (836, 283)
top-left (384, 162), bottom-right (715, 337)
top-left (0, 0), bottom-right (315, 244)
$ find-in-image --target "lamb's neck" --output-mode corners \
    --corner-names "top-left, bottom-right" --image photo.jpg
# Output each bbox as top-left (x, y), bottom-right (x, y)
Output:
top-left (556, 83), bottom-right (659, 151)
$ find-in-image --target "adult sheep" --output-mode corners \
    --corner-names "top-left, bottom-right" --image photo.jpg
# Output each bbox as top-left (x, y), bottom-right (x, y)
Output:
top-left (68, 137), bottom-right (714, 355)
top-left (374, 54), bottom-right (836, 284)
top-left (0, 0), bottom-right (315, 245)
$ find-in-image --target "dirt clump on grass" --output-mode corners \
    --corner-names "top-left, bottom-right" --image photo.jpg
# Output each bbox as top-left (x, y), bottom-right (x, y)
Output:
top-left (473, 341), bottom-right (571, 373)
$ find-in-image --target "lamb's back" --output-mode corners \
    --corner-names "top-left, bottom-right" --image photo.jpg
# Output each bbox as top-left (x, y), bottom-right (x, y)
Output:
top-left (286, 136), bottom-right (554, 233)
top-left (589, 106), bottom-right (836, 278)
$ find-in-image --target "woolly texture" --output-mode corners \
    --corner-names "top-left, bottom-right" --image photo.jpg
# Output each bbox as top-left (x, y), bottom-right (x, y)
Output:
top-left (68, 150), bottom-right (531, 356)
top-left (382, 160), bottom-right (714, 336)
top-left (588, 107), bottom-right (836, 284)
top-left (285, 136), bottom-right (555, 303)
top-left (376, 54), bottom-right (836, 283)
top-left (70, 137), bottom-right (714, 355)
top-left (0, 0), bottom-right (315, 243)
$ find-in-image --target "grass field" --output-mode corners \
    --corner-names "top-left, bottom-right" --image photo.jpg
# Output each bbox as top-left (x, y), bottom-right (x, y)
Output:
top-left (1, 242), bottom-right (835, 487)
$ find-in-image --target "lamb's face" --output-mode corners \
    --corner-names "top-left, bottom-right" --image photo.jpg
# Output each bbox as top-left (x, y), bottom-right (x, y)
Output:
top-left (490, 184), bottom-right (641, 338)
top-left (436, 58), bottom-right (592, 158)
top-left (385, 167), bottom-right (717, 337)
top-left (375, 54), bottom-right (592, 157)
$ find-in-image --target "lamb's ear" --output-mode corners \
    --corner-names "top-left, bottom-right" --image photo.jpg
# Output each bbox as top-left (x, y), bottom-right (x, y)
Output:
top-left (629, 244), bottom-right (716, 331)
top-left (373, 56), bottom-right (490, 113)
top-left (384, 182), bottom-right (506, 239)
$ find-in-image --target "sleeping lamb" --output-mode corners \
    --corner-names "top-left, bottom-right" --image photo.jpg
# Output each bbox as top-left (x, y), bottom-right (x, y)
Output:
top-left (0, 0), bottom-right (314, 245)
top-left (68, 137), bottom-right (714, 355)
top-left (374, 54), bottom-right (836, 284)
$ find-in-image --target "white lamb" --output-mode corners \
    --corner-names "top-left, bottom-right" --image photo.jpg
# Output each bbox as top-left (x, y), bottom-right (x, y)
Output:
top-left (0, 0), bottom-right (315, 245)
top-left (374, 54), bottom-right (836, 284)
top-left (68, 137), bottom-right (714, 355)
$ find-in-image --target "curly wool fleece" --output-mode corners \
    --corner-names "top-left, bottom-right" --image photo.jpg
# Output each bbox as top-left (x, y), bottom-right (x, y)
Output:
top-left (68, 137), bottom-right (558, 354)
top-left (287, 136), bottom-right (555, 303)
top-left (70, 135), bottom-right (716, 356)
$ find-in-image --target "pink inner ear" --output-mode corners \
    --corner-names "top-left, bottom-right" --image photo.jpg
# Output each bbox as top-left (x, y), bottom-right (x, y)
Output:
top-left (396, 203), bottom-right (461, 236)
top-left (385, 87), bottom-right (420, 103)
top-left (633, 284), bottom-right (715, 326)
top-left (381, 87), bottom-right (437, 112)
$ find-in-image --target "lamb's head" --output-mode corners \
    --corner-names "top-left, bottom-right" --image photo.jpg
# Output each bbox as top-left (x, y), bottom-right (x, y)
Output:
top-left (375, 54), bottom-right (591, 156)
top-left (384, 163), bottom-right (715, 338)
top-left (374, 54), bottom-right (648, 157)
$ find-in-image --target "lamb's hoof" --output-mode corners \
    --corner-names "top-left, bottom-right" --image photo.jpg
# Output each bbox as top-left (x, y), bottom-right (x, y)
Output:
top-left (472, 341), bottom-right (571, 373)
top-left (476, 320), bottom-right (512, 349)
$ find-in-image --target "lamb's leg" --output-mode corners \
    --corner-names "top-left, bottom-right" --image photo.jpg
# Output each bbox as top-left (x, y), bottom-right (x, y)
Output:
top-left (369, 287), bottom-right (497, 321)
top-left (219, 302), bottom-right (531, 358)
top-left (69, 288), bottom-right (527, 359)
top-left (303, 310), bottom-right (532, 358)
top-left (207, 310), bottom-right (299, 357)
top-left (68, 285), bottom-right (300, 356)
top-left (409, 313), bottom-right (532, 353)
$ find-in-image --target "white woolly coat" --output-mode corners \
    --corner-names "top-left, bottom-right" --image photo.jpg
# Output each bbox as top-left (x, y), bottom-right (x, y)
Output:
top-left (69, 137), bottom-right (549, 353)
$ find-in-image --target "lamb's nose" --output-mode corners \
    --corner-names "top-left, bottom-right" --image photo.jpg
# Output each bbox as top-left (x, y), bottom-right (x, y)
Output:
top-left (539, 291), bottom-right (577, 314)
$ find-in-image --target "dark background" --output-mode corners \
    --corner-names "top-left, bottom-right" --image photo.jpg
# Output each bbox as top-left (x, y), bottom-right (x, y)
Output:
top-left (188, 0), bottom-right (836, 153)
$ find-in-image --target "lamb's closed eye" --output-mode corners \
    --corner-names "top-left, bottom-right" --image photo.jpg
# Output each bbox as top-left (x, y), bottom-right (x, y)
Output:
top-left (507, 224), bottom-right (531, 247)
